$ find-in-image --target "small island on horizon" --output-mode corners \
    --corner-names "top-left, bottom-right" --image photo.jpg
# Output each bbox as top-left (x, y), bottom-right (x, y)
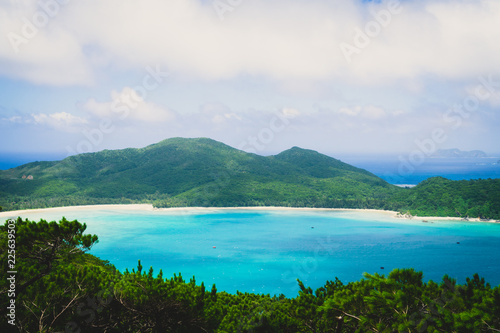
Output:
top-left (430, 148), bottom-right (489, 159)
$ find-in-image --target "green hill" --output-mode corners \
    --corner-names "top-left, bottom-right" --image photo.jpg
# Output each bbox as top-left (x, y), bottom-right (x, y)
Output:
top-left (392, 177), bottom-right (500, 219)
top-left (0, 137), bottom-right (498, 219)
top-left (0, 137), bottom-right (396, 209)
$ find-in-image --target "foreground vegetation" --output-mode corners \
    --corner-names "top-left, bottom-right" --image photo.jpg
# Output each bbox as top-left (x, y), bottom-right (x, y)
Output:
top-left (0, 138), bottom-right (499, 219)
top-left (1, 218), bottom-right (499, 332)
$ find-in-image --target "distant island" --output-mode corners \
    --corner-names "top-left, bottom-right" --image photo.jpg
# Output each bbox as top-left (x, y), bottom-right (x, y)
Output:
top-left (431, 148), bottom-right (488, 158)
top-left (0, 137), bottom-right (498, 219)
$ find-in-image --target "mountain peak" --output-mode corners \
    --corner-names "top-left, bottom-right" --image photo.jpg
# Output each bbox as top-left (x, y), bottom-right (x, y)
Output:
top-left (274, 145), bottom-right (374, 179)
top-left (144, 137), bottom-right (238, 153)
top-left (276, 146), bottom-right (324, 157)
top-left (149, 137), bottom-right (223, 147)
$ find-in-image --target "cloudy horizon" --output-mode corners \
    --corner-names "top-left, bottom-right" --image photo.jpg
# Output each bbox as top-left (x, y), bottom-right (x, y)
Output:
top-left (1, 0), bottom-right (500, 160)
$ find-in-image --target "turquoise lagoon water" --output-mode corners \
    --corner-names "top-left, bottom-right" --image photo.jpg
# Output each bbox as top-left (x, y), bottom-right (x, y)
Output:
top-left (3, 208), bottom-right (500, 297)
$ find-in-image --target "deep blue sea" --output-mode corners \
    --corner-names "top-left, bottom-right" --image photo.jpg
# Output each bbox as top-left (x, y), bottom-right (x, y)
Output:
top-left (0, 152), bottom-right (67, 170)
top-left (2, 208), bottom-right (499, 297)
top-left (339, 155), bottom-right (500, 185)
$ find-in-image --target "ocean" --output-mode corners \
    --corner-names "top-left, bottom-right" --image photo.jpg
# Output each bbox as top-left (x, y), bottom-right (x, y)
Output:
top-left (2, 208), bottom-right (499, 297)
top-left (0, 152), bottom-right (68, 170)
top-left (338, 155), bottom-right (500, 185)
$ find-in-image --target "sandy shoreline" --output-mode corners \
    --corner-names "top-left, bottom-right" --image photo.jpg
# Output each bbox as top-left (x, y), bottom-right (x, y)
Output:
top-left (0, 204), bottom-right (156, 217)
top-left (1, 204), bottom-right (498, 224)
top-left (0, 204), bottom-right (398, 218)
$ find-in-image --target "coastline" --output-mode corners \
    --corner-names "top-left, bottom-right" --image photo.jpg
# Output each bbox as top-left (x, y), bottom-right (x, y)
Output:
top-left (0, 204), bottom-right (498, 224)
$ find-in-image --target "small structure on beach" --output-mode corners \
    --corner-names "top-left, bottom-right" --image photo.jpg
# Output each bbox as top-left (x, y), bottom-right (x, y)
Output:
top-left (396, 212), bottom-right (414, 219)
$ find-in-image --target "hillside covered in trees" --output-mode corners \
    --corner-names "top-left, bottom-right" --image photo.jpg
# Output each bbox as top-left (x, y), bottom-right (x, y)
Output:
top-left (0, 137), bottom-right (498, 219)
top-left (1, 217), bottom-right (499, 332)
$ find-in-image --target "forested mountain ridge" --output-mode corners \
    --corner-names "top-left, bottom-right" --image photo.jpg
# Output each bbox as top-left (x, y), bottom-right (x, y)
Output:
top-left (0, 137), bottom-right (498, 219)
top-left (0, 137), bottom-right (397, 209)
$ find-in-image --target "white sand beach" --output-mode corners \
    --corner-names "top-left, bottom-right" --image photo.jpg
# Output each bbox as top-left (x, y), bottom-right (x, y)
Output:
top-left (1, 204), bottom-right (498, 224)
top-left (0, 204), bottom-right (155, 218)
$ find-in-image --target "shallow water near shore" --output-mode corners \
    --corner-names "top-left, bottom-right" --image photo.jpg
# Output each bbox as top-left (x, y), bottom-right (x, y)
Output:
top-left (3, 207), bottom-right (500, 297)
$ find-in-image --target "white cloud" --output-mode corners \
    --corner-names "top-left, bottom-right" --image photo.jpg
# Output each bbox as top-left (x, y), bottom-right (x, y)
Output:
top-left (30, 111), bottom-right (88, 131)
top-left (338, 105), bottom-right (387, 119)
top-left (0, 1), bottom-right (93, 85)
top-left (6, 115), bottom-right (23, 123)
top-left (198, 102), bottom-right (243, 125)
top-left (1, 0), bottom-right (499, 86)
top-left (339, 106), bottom-right (361, 117)
top-left (363, 105), bottom-right (386, 119)
top-left (465, 80), bottom-right (500, 107)
top-left (1, 0), bottom-right (499, 155)
top-left (83, 87), bottom-right (176, 123)
top-left (281, 107), bottom-right (300, 118)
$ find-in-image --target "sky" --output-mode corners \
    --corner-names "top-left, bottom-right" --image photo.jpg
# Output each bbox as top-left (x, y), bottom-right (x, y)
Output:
top-left (0, 0), bottom-right (499, 161)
